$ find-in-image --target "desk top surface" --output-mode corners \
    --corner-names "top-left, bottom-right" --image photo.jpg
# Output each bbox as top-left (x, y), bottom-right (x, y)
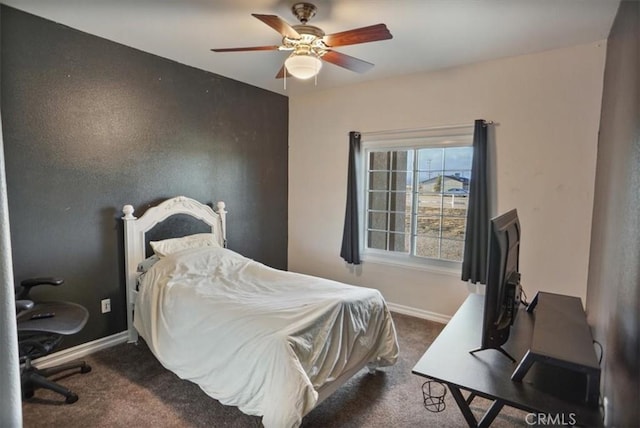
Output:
top-left (412, 294), bottom-right (602, 426)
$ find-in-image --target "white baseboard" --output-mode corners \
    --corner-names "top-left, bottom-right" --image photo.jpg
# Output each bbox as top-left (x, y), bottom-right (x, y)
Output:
top-left (386, 302), bottom-right (451, 324)
top-left (33, 331), bottom-right (128, 369)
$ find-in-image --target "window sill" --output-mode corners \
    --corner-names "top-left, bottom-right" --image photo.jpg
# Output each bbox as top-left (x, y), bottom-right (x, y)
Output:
top-left (361, 252), bottom-right (462, 277)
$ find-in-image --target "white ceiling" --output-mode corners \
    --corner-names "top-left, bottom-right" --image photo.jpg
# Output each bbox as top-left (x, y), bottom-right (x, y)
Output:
top-left (2, 0), bottom-right (620, 96)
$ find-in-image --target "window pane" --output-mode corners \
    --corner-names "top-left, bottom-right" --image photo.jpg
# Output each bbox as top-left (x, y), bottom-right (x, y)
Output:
top-left (404, 192), bottom-right (413, 219)
top-left (417, 171), bottom-right (441, 193)
top-left (419, 173), bottom-right (448, 194)
top-left (368, 231), bottom-right (387, 250)
top-left (442, 217), bottom-right (467, 240)
top-left (368, 191), bottom-right (409, 212)
top-left (368, 191), bottom-right (389, 211)
top-left (418, 194), bottom-right (441, 209)
top-left (391, 151), bottom-right (410, 172)
top-left (442, 173), bottom-right (470, 194)
top-left (443, 147), bottom-right (472, 172)
top-left (415, 236), bottom-right (439, 258)
top-left (369, 151), bottom-right (390, 170)
top-left (368, 170), bottom-right (411, 191)
top-left (368, 212), bottom-right (388, 230)
top-left (442, 203), bottom-right (467, 217)
top-left (389, 211), bottom-right (408, 234)
top-left (368, 151), bottom-right (411, 232)
top-left (369, 172), bottom-right (389, 190)
top-left (368, 211), bottom-right (407, 232)
top-left (417, 148), bottom-right (444, 173)
top-left (390, 191), bottom-right (408, 214)
top-left (416, 215), bottom-right (441, 238)
top-left (391, 171), bottom-right (410, 190)
top-left (369, 150), bottom-right (410, 171)
top-left (442, 196), bottom-right (469, 214)
top-left (440, 239), bottom-right (464, 261)
top-left (388, 232), bottom-right (407, 253)
top-left (367, 231), bottom-right (407, 254)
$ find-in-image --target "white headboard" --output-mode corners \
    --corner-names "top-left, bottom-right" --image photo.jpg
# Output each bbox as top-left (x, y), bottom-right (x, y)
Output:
top-left (122, 196), bottom-right (227, 343)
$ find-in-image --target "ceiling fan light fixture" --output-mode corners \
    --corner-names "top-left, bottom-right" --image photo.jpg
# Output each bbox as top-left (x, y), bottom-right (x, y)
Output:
top-left (284, 53), bottom-right (322, 79)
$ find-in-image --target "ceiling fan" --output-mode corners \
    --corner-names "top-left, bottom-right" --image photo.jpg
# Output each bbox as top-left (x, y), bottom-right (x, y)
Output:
top-left (211, 2), bottom-right (393, 80)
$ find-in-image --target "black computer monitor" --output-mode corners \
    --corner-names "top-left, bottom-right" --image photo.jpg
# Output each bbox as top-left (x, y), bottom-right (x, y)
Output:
top-left (470, 209), bottom-right (522, 362)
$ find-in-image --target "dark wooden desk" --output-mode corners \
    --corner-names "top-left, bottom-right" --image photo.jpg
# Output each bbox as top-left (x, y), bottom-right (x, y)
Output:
top-left (412, 294), bottom-right (602, 427)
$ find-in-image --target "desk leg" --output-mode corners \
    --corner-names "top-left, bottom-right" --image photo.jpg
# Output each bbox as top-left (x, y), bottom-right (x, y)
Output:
top-left (449, 385), bottom-right (479, 427)
top-left (466, 392), bottom-right (477, 405)
top-left (478, 400), bottom-right (505, 428)
top-left (449, 385), bottom-right (506, 428)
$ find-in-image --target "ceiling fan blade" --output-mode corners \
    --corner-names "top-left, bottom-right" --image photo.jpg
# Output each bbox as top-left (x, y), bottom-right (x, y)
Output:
top-left (211, 45), bottom-right (280, 52)
top-left (252, 14), bottom-right (301, 39)
top-left (321, 50), bottom-right (374, 74)
top-left (211, 45), bottom-right (280, 53)
top-left (323, 23), bottom-right (392, 47)
top-left (275, 65), bottom-right (286, 79)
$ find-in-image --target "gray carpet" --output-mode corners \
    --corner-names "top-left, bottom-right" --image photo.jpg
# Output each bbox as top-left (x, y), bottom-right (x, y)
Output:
top-left (22, 313), bottom-right (529, 427)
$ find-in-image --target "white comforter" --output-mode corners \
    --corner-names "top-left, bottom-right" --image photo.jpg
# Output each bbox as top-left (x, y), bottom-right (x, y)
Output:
top-left (134, 246), bottom-right (399, 428)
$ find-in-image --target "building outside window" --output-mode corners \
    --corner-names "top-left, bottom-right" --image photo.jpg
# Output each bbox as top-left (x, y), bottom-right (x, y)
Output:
top-left (361, 126), bottom-right (473, 271)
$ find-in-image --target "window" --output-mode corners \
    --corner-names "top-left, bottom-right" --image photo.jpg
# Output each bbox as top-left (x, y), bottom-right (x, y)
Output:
top-left (361, 126), bottom-right (473, 269)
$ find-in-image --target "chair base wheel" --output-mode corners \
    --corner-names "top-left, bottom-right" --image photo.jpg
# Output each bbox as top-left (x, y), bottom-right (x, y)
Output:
top-left (20, 359), bottom-right (90, 404)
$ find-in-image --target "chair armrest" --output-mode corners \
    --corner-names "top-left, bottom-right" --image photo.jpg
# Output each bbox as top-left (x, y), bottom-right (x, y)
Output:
top-left (17, 277), bottom-right (64, 299)
top-left (21, 277), bottom-right (64, 288)
top-left (16, 299), bottom-right (34, 313)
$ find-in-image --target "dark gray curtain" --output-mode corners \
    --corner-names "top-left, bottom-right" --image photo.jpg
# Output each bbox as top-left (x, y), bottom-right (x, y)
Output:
top-left (340, 131), bottom-right (362, 264)
top-left (462, 120), bottom-right (489, 283)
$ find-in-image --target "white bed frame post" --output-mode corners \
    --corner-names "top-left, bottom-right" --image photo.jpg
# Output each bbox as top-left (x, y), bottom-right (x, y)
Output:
top-left (216, 201), bottom-right (227, 247)
top-left (122, 204), bottom-right (140, 344)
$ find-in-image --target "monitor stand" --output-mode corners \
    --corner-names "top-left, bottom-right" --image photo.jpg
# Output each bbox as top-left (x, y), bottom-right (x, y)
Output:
top-left (469, 345), bottom-right (516, 363)
top-left (511, 292), bottom-right (601, 407)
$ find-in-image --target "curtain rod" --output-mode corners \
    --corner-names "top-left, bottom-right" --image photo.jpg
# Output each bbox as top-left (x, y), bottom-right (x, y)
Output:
top-left (361, 120), bottom-right (494, 137)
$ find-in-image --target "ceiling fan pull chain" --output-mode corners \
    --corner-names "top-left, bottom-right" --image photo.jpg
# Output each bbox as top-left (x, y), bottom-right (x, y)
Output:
top-left (314, 58), bottom-right (318, 86)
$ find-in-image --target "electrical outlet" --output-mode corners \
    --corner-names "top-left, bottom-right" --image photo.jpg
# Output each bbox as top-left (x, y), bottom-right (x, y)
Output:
top-left (101, 298), bottom-right (111, 314)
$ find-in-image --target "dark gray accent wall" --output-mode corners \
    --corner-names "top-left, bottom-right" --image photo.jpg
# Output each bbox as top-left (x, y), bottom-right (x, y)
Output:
top-left (1, 6), bottom-right (288, 348)
top-left (586, 1), bottom-right (639, 426)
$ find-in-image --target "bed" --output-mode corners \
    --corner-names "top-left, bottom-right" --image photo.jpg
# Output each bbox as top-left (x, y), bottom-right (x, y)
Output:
top-left (122, 196), bottom-right (399, 428)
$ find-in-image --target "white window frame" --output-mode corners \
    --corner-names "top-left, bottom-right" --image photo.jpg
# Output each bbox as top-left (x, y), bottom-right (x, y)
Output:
top-left (360, 125), bottom-right (474, 275)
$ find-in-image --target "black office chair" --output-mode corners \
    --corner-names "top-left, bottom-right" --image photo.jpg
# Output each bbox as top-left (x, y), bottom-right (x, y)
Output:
top-left (16, 277), bottom-right (91, 404)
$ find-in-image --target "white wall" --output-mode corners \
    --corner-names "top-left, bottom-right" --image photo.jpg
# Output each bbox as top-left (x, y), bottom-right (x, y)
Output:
top-left (0, 117), bottom-right (22, 424)
top-left (288, 42), bottom-right (606, 320)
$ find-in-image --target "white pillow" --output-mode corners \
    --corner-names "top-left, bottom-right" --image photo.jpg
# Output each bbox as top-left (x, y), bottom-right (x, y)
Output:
top-left (150, 233), bottom-right (221, 257)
